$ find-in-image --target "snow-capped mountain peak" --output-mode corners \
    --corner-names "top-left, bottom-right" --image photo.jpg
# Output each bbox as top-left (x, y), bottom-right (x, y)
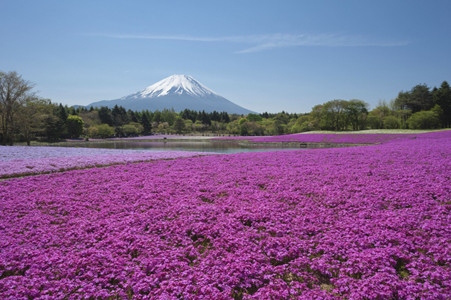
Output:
top-left (138, 74), bottom-right (215, 98)
top-left (88, 74), bottom-right (255, 114)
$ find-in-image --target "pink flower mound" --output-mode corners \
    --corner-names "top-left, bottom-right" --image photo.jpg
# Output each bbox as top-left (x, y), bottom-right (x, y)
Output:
top-left (0, 148), bottom-right (209, 178)
top-left (0, 135), bottom-right (450, 298)
top-left (252, 133), bottom-right (417, 144)
top-left (215, 131), bottom-right (451, 144)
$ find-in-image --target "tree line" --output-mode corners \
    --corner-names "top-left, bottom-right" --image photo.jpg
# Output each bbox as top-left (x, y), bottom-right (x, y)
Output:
top-left (1, 71), bottom-right (450, 145)
top-left (294, 81), bottom-right (450, 132)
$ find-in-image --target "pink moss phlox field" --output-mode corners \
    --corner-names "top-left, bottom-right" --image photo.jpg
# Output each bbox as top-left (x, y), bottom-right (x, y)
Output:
top-left (0, 146), bottom-right (209, 178)
top-left (112, 135), bottom-right (185, 140)
top-left (0, 132), bottom-right (450, 299)
top-left (214, 131), bottom-right (450, 144)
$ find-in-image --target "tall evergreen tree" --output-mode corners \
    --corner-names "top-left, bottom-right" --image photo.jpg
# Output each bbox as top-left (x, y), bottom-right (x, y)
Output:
top-left (220, 111), bottom-right (230, 123)
top-left (394, 84), bottom-right (433, 113)
top-left (153, 110), bottom-right (161, 123)
top-left (111, 105), bottom-right (128, 127)
top-left (57, 104), bottom-right (68, 121)
top-left (140, 112), bottom-right (152, 135)
top-left (44, 114), bottom-right (65, 141)
top-left (211, 111), bottom-right (220, 122)
top-left (173, 117), bottom-right (185, 133)
top-left (433, 81), bottom-right (451, 127)
top-left (128, 109), bottom-right (138, 122)
top-left (98, 106), bottom-right (113, 126)
top-left (200, 110), bottom-right (211, 125)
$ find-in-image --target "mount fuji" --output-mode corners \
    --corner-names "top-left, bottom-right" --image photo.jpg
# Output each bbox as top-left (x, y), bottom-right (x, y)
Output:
top-left (86, 75), bottom-right (255, 114)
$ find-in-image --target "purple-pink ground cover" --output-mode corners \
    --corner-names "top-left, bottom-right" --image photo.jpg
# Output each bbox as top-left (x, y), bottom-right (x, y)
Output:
top-left (214, 131), bottom-right (450, 144)
top-left (0, 146), bottom-right (209, 178)
top-left (0, 132), bottom-right (450, 299)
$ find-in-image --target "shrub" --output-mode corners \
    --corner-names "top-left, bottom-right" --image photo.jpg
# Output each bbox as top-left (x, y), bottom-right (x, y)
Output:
top-left (407, 110), bottom-right (440, 129)
top-left (382, 116), bottom-right (400, 129)
top-left (66, 115), bottom-right (84, 138)
top-left (121, 122), bottom-right (143, 137)
top-left (88, 124), bottom-right (115, 138)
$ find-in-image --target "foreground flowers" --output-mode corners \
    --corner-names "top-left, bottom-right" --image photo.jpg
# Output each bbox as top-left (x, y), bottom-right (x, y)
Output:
top-left (0, 132), bottom-right (450, 299)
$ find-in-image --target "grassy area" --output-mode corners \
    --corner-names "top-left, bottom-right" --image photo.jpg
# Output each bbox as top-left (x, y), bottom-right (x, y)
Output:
top-left (301, 129), bottom-right (450, 134)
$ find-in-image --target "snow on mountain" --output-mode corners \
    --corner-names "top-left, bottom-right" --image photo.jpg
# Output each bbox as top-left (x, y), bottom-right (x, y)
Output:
top-left (131, 74), bottom-right (215, 98)
top-left (86, 75), bottom-right (255, 115)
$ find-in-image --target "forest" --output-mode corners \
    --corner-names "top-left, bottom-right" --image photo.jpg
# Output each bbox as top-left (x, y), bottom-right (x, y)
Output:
top-left (1, 71), bottom-right (450, 145)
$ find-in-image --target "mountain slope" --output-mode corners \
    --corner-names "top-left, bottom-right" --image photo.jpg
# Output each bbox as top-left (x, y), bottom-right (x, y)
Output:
top-left (86, 75), bottom-right (255, 114)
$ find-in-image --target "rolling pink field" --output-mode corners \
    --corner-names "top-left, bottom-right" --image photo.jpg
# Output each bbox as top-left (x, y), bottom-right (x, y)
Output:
top-left (213, 131), bottom-right (437, 144)
top-left (0, 131), bottom-right (450, 299)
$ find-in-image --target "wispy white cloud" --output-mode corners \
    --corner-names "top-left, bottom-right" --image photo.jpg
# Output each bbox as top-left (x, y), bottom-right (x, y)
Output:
top-left (235, 33), bottom-right (408, 53)
top-left (91, 33), bottom-right (408, 53)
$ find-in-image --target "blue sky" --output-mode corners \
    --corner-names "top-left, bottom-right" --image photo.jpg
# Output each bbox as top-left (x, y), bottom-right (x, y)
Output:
top-left (1, 0), bottom-right (450, 113)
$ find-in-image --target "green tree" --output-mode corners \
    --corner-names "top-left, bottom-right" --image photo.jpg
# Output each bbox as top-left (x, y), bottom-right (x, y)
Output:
top-left (239, 118), bottom-right (249, 136)
top-left (366, 115), bottom-right (381, 130)
top-left (127, 110), bottom-right (138, 122)
top-left (274, 112), bottom-right (290, 125)
top-left (392, 109), bottom-right (412, 129)
top-left (199, 110), bottom-right (211, 125)
top-left (226, 120), bottom-right (240, 135)
top-left (433, 81), bottom-right (451, 127)
top-left (98, 106), bottom-right (113, 126)
top-left (17, 98), bottom-right (53, 145)
top-left (394, 84), bottom-right (434, 113)
top-left (345, 99), bottom-right (368, 130)
top-left (152, 110), bottom-right (161, 123)
top-left (314, 100), bottom-right (348, 130)
top-left (121, 123), bottom-right (142, 137)
top-left (181, 109), bottom-right (197, 122)
top-left (247, 121), bottom-right (264, 135)
top-left (87, 126), bottom-right (98, 138)
top-left (56, 104), bottom-right (68, 122)
top-left (310, 104), bottom-right (326, 129)
top-left (310, 99), bottom-right (369, 131)
top-left (161, 108), bottom-right (176, 126)
top-left (382, 116), bottom-right (400, 129)
top-left (66, 115), bottom-right (84, 138)
top-left (89, 124), bottom-right (115, 138)
top-left (156, 122), bottom-right (170, 134)
top-left (173, 117), bottom-right (185, 134)
top-left (291, 114), bottom-right (314, 133)
top-left (140, 112), bottom-right (152, 135)
top-left (129, 122), bottom-right (143, 135)
top-left (220, 111), bottom-right (230, 123)
top-left (0, 71), bottom-right (34, 145)
top-left (79, 110), bottom-right (101, 128)
top-left (184, 119), bottom-right (193, 133)
top-left (368, 102), bottom-right (391, 129)
top-left (407, 109), bottom-right (440, 129)
top-left (247, 113), bottom-right (263, 122)
top-left (44, 114), bottom-right (65, 141)
top-left (112, 105), bottom-right (128, 127)
top-left (193, 120), bottom-right (206, 132)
